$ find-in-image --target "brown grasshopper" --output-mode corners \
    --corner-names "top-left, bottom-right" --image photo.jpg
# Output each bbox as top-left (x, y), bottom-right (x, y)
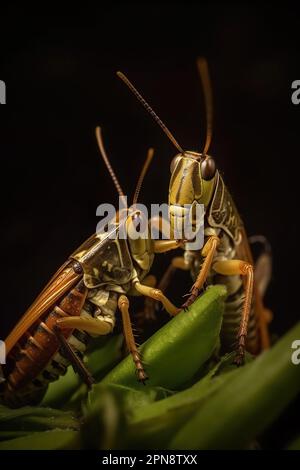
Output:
top-left (1, 127), bottom-right (181, 407)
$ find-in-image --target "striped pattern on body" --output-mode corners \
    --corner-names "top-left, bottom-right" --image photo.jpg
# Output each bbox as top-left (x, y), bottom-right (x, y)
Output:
top-left (219, 277), bottom-right (259, 355)
top-left (3, 280), bottom-right (89, 407)
top-left (192, 228), bottom-right (260, 356)
top-left (3, 288), bottom-right (118, 407)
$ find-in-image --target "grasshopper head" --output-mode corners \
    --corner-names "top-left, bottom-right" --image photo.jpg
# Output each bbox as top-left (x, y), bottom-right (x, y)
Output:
top-left (169, 151), bottom-right (217, 240)
top-left (117, 57), bottom-right (216, 243)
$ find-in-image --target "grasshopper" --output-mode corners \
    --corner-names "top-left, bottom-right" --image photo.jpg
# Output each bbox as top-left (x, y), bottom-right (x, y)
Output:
top-left (1, 127), bottom-right (181, 407)
top-left (117, 60), bottom-right (273, 363)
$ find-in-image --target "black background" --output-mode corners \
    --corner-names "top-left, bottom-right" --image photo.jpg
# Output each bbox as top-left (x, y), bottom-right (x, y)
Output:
top-left (0, 3), bottom-right (299, 341)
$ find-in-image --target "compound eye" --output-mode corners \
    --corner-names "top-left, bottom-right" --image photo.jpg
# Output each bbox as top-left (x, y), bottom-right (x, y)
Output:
top-left (131, 211), bottom-right (141, 230)
top-left (200, 157), bottom-right (216, 180)
top-left (170, 155), bottom-right (181, 173)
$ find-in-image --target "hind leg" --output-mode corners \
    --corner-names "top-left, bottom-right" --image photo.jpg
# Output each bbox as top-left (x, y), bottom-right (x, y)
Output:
top-left (182, 235), bottom-right (220, 309)
top-left (254, 250), bottom-right (273, 349)
top-left (53, 324), bottom-right (95, 388)
top-left (254, 286), bottom-right (272, 350)
top-left (213, 259), bottom-right (254, 365)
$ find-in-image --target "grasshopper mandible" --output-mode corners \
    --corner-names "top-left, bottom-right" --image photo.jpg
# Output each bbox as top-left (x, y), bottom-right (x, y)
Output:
top-left (117, 60), bottom-right (273, 364)
top-left (1, 127), bottom-right (181, 407)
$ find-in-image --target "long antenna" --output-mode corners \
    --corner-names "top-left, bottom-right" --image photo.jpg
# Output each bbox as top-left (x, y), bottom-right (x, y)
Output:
top-left (133, 148), bottom-right (154, 205)
top-left (117, 71), bottom-right (185, 154)
top-left (196, 58), bottom-right (213, 156)
top-left (95, 126), bottom-right (125, 197)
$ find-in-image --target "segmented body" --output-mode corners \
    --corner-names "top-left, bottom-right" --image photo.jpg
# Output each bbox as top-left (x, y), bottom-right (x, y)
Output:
top-left (189, 229), bottom-right (259, 354)
top-left (186, 172), bottom-right (260, 354)
top-left (2, 274), bottom-right (118, 407)
top-left (2, 226), bottom-right (154, 407)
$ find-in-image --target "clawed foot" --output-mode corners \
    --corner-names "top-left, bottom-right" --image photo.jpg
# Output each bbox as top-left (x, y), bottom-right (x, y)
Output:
top-left (233, 351), bottom-right (245, 366)
top-left (233, 335), bottom-right (246, 366)
top-left (181, 286), bottom-right (199, 311)
top-left (137, 369), bottom-right (149, 385)
top-left (133, 351), bottom-right (148, 385)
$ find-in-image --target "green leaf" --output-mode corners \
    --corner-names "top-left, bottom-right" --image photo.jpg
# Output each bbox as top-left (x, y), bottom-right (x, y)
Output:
top-left (125, 354), bottom-right (239, 448)
top-left (87, 334), bottom-right (124, 380)
top-left (0, 430), bottom-right (81, 450)
top-left (80, 385), bottom-right (123, 450)
top-left (77, 286), bottom-right (225, 449)
top-left (41, 335), bottom-right (123, 408)
top-left (0, 404), bottom-right (79, 440)
top-left (81, 383), bottom-right (172, 449)
top-left (170, 322), bottom-right (300, 449)
top-left (101, 286), bottom-right (226, 390)
top-left (87, 382), bottom-right (172, 420)
top-left (40, 367), bottom-right (81, 409)
top-left (0, 431), bottom-right (31, 441)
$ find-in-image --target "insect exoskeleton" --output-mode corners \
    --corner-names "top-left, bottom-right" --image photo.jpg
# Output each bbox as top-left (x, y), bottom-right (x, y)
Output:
top-left (117, 60), bottom-right (273, 365)
top-left (1, 127), bottom-right (181, 408)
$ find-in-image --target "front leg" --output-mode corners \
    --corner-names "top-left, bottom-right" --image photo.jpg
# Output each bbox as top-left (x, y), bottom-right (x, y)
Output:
top-left (134, 281), bottom-right (181, 316)
top-left (136, 233), bottom-right (184, 323)
top-left (182, 235), bottom-right (220, 310)
top-left (153, 239), bottom-right (184, 253)
top-left (137, 257), bottom-right (191, 325)
top-left (118, 295), bottom-right (148, 383)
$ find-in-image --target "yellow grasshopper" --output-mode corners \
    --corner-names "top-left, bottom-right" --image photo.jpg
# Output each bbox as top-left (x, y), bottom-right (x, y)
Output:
top-left (117, 60), bottom-right (273, 364)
